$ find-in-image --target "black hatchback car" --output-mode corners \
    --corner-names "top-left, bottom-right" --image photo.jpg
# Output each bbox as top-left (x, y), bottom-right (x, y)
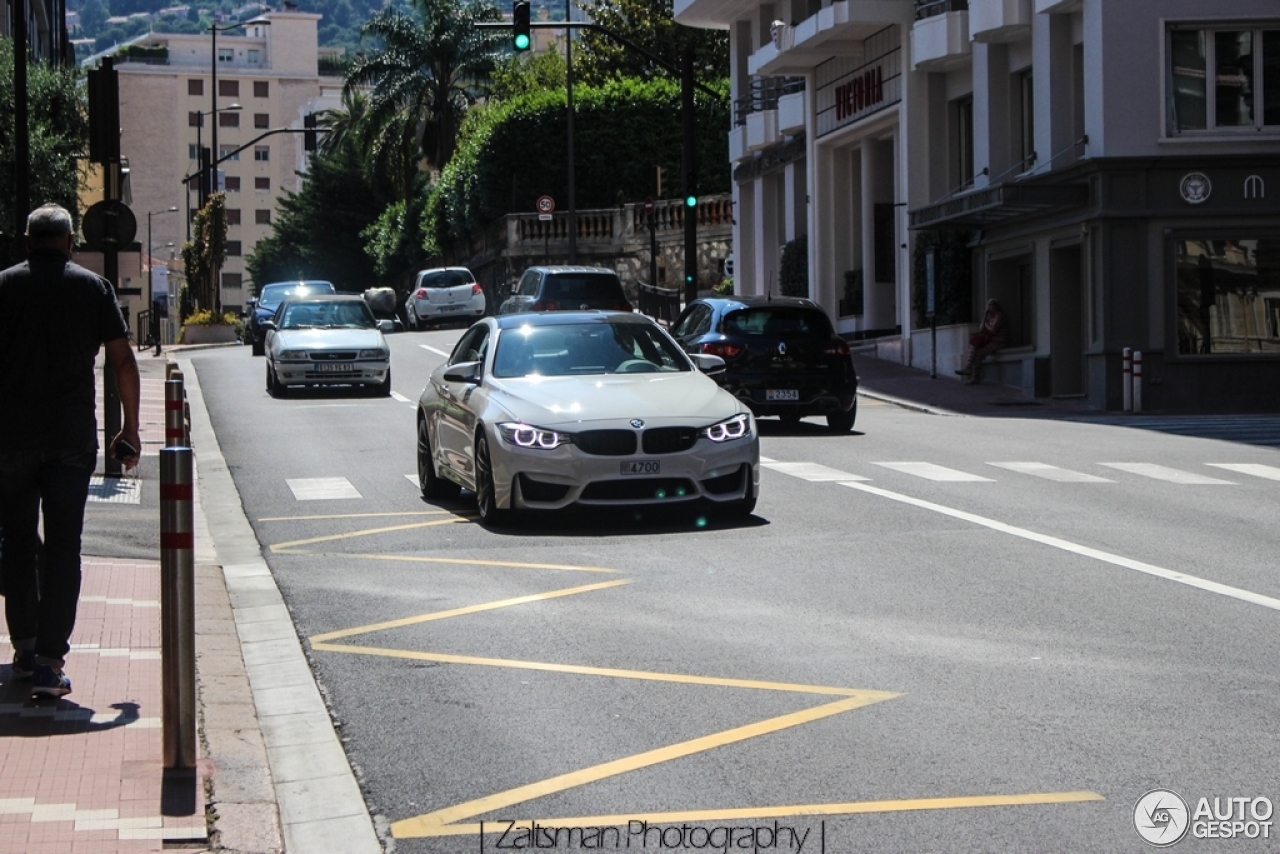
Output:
top-left (669, 296), bottom-right (859, 432)
top-left (497, 266), bottom-right (633, 315)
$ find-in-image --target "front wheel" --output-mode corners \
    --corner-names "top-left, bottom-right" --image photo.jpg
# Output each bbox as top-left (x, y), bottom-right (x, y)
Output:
top-left (418, 418), bottom-right (460, 500)
top-left (474, 433), bottom-right (511, 527)
top-left (826, 403), bottom-right (856, 433)
top-left (376, 369), bottom-right (392, 397)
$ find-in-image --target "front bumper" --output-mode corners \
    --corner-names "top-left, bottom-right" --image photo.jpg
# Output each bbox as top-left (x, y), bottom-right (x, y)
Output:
top-left (491, 429), bottom-right (759, 511)
top-left (276, 360), bottom-right (389, 387)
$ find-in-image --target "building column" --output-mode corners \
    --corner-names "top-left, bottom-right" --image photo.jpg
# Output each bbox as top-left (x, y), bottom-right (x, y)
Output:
top-left (973, 41), bottom-right (1011, 188)
top-left (751, 175), bottom-right (781, 295)
top-left (1033, 10), bottom-right (1076, 174)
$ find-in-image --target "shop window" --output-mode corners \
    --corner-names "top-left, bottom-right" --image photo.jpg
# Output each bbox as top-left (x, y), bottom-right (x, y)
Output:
top-left (873, 203), bottom-right (896, 283)
top-left (256, 209), bottom-right (271, 224)
top-left (219, 79), bottom-right (238, 97)
top-left (254, 80), bottom-right (269, 97)
top-left (188, 79), bottom-right (203, 96)
top-left (1176, 238), bottom-right (1280, 355)
top-left (1169, 25), bottom-right (1280, 133)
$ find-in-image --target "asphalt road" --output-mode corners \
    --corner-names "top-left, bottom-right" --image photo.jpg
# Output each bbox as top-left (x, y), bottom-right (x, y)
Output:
top-left (186, 332), bottom-right (1280, 854)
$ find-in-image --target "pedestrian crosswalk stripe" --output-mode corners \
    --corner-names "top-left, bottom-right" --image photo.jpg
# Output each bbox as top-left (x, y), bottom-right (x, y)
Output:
top-left (762, 461), bottom-right (869, 482)
top-left (1098, 463), bottom-right (1234, 485)
top-left (988, 462), bottom-right (1113, 483)
top-left (873, 462), bottom-right (994, 482)
top-left (286, 477), bottom-right (363, 500)
top-left (1206, 463), bottom-right (1280, 481)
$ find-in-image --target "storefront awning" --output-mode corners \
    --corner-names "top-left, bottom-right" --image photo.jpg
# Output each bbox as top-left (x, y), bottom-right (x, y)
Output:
top-left (909, 182), bottom-right (1088, 230)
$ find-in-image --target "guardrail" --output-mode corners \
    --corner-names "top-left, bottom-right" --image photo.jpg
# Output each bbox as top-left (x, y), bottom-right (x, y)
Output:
top-left (914, 0), bottom-right (969, 20)
top-left (636, 282), bottom-right (683, 326)
top-left (733, 76), bottom-right (805, 127)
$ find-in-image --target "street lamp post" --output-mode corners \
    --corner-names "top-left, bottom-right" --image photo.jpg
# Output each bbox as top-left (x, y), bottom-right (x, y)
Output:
top-left (148, 207), bottom-right (178, 354)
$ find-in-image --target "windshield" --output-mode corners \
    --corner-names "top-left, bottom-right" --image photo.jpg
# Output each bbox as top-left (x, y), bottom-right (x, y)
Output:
top-left (421, 270), bottom-right (474, 288)
top-left (279, 300), bottom-right (375, 330)
top-left (723, 307), bottom-right (834, 339)
top-left (492, 322), bottom-right (690, 378)
top-left (542, 274), bottom-right (625, 301)
top-left (259, 282), bottom-right (335, 309)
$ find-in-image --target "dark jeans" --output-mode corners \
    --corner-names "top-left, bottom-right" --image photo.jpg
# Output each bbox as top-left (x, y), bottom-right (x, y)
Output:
top-left (0, 450), bottom-right (96, 664)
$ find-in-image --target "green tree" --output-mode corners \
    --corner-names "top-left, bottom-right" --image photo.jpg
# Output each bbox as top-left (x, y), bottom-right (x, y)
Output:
top-left (245, 142), bottom-right (388, 293)
top-left (345, 0), bottom-right (505, 172)
top-left (180, 192), bottom-right (228, 315)
top-left (0, 40), bottom-right (90, 268)
top-left (574, 0), bottom-right (728, 86)
top-left (490, 43), bottom-right (566, 102)
top-left (78, 0), bottom-right (109, 33)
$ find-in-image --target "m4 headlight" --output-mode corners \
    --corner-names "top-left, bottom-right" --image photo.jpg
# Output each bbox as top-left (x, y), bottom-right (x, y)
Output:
top-left (358, 349), bottom-right (388, 360)
top-left (278, 350), bottom-right (309, 361)
top-left (498, 422), bottom-right (570, 450)
top-left (703, 412), bottom-right (752, 443)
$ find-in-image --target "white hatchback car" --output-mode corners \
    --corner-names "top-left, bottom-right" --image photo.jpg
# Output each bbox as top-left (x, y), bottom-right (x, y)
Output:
top-left (263, 295), bottom-right (393, 397)
top-left (405, 267), bottom-right (485, 330)
top-left (415, 312), bottom-right (759, 526)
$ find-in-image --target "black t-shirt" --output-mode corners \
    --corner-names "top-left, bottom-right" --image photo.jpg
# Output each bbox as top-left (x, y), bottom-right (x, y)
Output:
top-left (0, 248), bottom-right (129, 452)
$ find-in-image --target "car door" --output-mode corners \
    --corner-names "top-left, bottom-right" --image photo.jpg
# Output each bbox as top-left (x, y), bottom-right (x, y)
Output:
top-left (432, 324), bottom-right (491, 483)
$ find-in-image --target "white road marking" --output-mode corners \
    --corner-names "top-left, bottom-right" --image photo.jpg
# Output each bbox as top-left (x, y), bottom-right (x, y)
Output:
top-left (286, 477), bottom-right (363, 500)
top-left (838, 481), bottom-right (1280, 613)
top-left (759, 455), bottom-right (777, 463)
top-left (988, 462), bottom-right (1114, 483)
top-left (873, 462), bottom-right (994, 482)
top-left (1099, 463), bottom-right (1234, 485)
top-left (405, 473), bottom-right (421, 487)
top-left (419, 344), bottom-right (451, 357)
top-left (1206, 463), bottom-right (1280, 481)
top-left (763, 461), bottom-right (869, 482)
top-left (391, 391), bottom-right (412, 403)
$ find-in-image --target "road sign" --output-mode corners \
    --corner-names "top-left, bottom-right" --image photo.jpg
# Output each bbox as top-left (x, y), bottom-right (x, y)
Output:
top-left (536, 195), bottom-right (555, 214)
top-left (538, 214), bottom-right (552, 221)
top-left (643, 196), bottom-right (654, 214)
top-left (81, 199), bottom-right (137, 250)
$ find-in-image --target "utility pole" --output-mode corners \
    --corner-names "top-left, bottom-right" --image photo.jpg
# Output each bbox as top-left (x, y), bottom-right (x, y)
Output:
top-left (565, 0), bottom-right (576, 263)
top-left (682, 47), bottom-right (697, 304)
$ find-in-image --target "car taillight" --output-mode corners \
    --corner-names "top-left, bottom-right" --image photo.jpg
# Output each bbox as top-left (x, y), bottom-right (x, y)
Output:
top-left (471, 284), bottom-right (483, 296)
top-left (415, 289), bottom-right (428, 299)
top-left (824, 340), bottom-right (851, 356)
top-left (532, 301), bottom-right (557, 311)
top-left (702, 341), bottom-right (743, 359)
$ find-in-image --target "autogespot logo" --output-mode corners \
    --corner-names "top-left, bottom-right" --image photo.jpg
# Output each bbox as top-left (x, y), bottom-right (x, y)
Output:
top-left (1135, 789), bottom-right (1191, 847)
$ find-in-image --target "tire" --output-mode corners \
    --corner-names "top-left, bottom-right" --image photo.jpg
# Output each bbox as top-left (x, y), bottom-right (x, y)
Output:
top-left (417, 418), bottom-right (460, 500)
top-left (826, 403), bottom-right (856, 433)
top-left (407, 306), bottom-right (419, 331)
top-left (474, 433), bottom-right (511, 527)
top-left (251, 333), bottom-right (265, 357)
top-left (377, 369), bottom-right (392, 397)
top-left (268, 364), bottom-right (287, 398)
top-left (719, 471), bottom-right (757, 520)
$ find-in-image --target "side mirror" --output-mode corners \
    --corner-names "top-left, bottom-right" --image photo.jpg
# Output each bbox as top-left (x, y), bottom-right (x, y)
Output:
top-left (442, 361), bottom-right (482, 384)
top-left (378, 319), bottom-right (395, 333)
top-left (689, 353), bottom-right (726, 375)
top-left (261, 319), bottom-right (277, 331)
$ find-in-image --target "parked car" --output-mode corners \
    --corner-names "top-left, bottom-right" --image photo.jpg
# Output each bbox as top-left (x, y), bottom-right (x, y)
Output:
top-left (405, 267), bottom-right (486, 330)
top-left (262, 294), bottom-right (393, 398)
top-left (243, 280), bottom-right (336, 356)
top-left (415, 311), bottom-right (758, 526)
top-left (496, 266), bottom-right (633, 315)
top-left (669, 296), bottom-right (859, 432)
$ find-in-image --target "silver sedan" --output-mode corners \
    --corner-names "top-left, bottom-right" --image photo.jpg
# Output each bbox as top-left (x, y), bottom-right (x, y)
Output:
top-left (415, 312), bottom-right (760, 525)
top-left (263, 295), bottom-right (393, 397)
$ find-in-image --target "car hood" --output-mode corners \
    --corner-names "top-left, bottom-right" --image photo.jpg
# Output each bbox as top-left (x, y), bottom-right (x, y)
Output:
top-left (488, 372), bottom-right (742, 427)
top-left (272, 328), bottom-right (386, 349)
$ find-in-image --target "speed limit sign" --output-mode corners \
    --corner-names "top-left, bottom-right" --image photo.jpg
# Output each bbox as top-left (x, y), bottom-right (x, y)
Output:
top-left (536, 195), bottom-right (555, 214)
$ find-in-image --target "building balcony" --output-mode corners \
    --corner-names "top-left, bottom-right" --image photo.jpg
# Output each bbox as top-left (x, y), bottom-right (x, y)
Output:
top-left (1034, 0), bottom-right (1079, 13)
top-left (778, 89), bottom-right (806, 134)
top-left (910, 6), bottom-right (970, 71)
top-left (749, 0), bottom-right (914, 76)
top-left (729, 124), bottom-right (750, 163)
top-left (968, 0), bottom-right (1031, 43)
top-left (746, 108), bottom-right (780, 151)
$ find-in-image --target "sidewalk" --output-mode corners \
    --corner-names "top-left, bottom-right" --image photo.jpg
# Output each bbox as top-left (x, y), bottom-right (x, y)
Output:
top-left (1, 342), bottom-right (378, 854)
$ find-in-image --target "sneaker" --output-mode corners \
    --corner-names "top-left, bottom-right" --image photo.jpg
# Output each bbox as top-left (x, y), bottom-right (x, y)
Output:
top-left (30, 664), bottom-right (71, 698)
top-left (12, 649), bottom-right (36, 679)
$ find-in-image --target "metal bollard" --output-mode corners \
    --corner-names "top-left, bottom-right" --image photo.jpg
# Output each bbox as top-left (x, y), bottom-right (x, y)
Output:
top-left (160, 447), bottom-right (197, 769)
top-left (1122, 347), bottom-right (1132, 413)
top-left (165, 378), bottom-right (186, 448)
top-left (1133, 351), bottom-right (1143, 414)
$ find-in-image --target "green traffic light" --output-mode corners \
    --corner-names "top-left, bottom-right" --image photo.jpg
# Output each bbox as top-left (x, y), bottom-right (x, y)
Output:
top-left (514, 33), bottom-right (530, 50)
top-left (685, 195), bottom-right (697, 207)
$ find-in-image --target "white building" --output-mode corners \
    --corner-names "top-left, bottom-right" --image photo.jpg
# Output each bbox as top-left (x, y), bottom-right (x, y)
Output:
top-left (675, 0), bottom-right (1280, 412)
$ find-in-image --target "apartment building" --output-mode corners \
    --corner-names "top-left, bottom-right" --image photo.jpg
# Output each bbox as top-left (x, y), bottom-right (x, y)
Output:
top-left (675, 0), bottom-right (1280, 412)
top-left (105, 9), bottom-right (342, 313)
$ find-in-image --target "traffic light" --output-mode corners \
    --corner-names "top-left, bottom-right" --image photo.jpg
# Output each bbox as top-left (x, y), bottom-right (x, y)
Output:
top-left (303, 112), bottom-right (318, 152)
top-left (513, 0), bottom-right (531, 51)
top-left (684, 171), bottom-right (697, 208)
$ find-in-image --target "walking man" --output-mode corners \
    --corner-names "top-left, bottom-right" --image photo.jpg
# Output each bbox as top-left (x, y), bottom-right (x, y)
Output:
top-left (0, 203), bottom-right (141, 697)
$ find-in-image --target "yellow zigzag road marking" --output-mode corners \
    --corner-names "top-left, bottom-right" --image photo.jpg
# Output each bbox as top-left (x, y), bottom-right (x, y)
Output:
top-left (417, 791), bottom-right (1107, 838)
top-left (259, 510), bottom-right (456, 522)
top-left (270, 517), bottom-right (467, 551)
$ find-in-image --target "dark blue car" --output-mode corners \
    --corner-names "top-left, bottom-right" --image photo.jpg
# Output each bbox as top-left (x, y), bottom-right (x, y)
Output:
top-left (244, 280), bottom-right (335, 355)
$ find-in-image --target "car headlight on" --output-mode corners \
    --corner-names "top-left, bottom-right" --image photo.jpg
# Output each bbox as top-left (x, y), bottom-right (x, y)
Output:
top-left (498, 422), bottom-right (570, 450)
top-left (703, 412), bottom-right (752, 443)
top-left (278, 350), bottom-right (309, 361)
top-left (358, 349), bottom-right (388, 360)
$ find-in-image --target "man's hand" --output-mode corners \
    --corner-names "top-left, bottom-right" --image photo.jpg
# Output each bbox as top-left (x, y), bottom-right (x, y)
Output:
top-left (110, 430), bottom-right (143, 470)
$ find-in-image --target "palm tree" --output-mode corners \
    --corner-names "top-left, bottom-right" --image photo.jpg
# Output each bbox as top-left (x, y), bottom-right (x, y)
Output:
top-left (345, 0), bottom-right (505, 174)
top-left (316, 86), bottom-right (367, 158)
